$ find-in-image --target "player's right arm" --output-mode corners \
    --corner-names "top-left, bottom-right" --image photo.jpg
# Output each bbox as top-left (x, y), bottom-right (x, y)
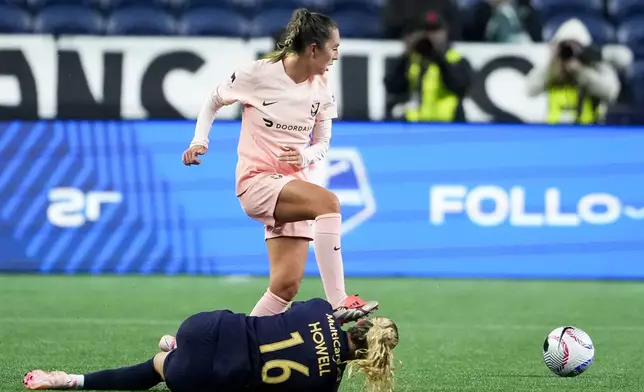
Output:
top-left (182, 62), bottom-right (256, 166)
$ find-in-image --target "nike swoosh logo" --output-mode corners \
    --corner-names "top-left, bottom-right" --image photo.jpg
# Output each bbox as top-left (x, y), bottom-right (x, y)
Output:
top-left (263, 101), bottom-right (277, 106)
top-left (334, 246), bottom-right (341, 251)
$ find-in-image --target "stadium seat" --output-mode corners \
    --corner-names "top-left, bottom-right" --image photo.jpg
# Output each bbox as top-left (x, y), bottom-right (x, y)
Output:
top-left (34, 6), bottom-right (104, 35)
top-left (266, 0), bottom-right (332, 13)
top-left (182, 0), bottom-right (250, 10)
top-left (182, 0), bottom-right (262, 18)
top-left (179, 8), bottom-right (248, 37)
top-left (329, 0), bottom-right (381, 13)
top-left (617, 17), bottom-right (644, 55)
top-left (4, 0), bottom-right (28, 6)
top-left (0, 6), bottom-right (32, 33)
top-left (542, 14), bottom-right (616, 45)
top-left (608, 0), bottom-right (644, 24)
top-left (532, 0), bottom-right (603, 20)
top-left (331, 11), bottom-right (381, 38)
top-left (249, 8), bottom-right (294, 37)
top-left (255, 0), bottom-right (301, 14)
top-left (627, 61), bottom-right (644, 103)
top-left (104, 0), bottom-right (169, 10)
top-left (253, 0), bottom-right (333, 16)
top-left (106, 7), bottom-right (177, 35)
top-left (300, 0), bottom-right (332, 13)
top-left (27, 0), bottom-right (97, 10)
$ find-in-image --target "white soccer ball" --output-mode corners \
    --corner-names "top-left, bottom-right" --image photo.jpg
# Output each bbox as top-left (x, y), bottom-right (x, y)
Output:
top-left (542, 326), bottom-right (594, 377)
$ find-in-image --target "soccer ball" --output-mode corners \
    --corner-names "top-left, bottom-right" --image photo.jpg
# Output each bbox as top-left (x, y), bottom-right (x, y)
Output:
top-left (542, 326), bottom-right (594, 377)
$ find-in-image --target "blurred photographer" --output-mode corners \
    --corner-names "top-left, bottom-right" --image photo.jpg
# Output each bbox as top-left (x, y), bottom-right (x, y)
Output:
top-left (525, 18), bottom-right (620, 124)
top-left (385, 11), bottom-right (473, 122)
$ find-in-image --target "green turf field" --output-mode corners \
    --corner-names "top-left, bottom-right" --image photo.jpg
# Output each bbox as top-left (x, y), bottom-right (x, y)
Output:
top-left (1, 275), bottom-right (643, 391)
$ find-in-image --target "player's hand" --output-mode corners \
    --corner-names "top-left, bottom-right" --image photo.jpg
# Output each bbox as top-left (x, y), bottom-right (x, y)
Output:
top-left (404, 31), bottom-right (425, 54)
top-left (182, 145), bottom-right (207, 166)
top-left (278, 145), bottom-right (303, 166)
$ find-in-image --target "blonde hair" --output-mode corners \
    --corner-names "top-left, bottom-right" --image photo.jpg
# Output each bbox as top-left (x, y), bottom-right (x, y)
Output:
top-left (266, 8), bottom-right (337, 63)
top-left (346, 317), bottom-right (399, 392)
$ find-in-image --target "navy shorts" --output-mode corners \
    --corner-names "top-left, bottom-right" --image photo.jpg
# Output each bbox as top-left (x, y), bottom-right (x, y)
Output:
top-left (163, 311), bottom-right (220, 392)
top-left (163, 310), bottom-right (255, 392)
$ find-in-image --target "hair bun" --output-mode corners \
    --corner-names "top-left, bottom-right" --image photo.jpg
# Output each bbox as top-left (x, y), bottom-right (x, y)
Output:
top-left (294, 8), bottom-right (311, 19)
top-left (370, 317), bottom-right (399, 348)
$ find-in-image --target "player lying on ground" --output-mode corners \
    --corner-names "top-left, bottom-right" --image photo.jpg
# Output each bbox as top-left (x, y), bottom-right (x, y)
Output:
top-left (182, 7), bottom-right (378, 324)
top-left (24, 298), bottom-right (399, 392)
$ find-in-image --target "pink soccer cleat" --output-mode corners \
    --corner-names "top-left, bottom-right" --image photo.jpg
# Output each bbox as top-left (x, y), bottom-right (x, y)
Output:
top-left (24, 370), bottom-right (77, 390)
top-left (158, 335), bottom-right (177, 352)
top-left (333, 294), bottom-right (379, 325)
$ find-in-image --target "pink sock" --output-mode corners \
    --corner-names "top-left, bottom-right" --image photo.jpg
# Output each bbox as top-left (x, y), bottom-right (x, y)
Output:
top-left (250, 289), bottom-right (290, 316)
top-left (313, 213), bottom-right (349, 309)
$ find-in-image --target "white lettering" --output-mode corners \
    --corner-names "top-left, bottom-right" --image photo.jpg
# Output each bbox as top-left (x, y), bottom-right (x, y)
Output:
top-left (544, 188), bottom-right (580, 226)
top-left (429, 185), bottom-right (466, 224)
top-left (465, 186), bottom-right (508, 226)
top-left (509, 187), bottom-right (544, 226)
top-left (429, 185), bottom-right (624, 227)
top-left (578, 193), bottom-right (621, 225)
top-left (47, 187), bottom-right (123, 228)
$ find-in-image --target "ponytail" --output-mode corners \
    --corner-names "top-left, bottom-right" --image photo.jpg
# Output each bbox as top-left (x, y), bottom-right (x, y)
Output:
top-left (266, 8), bottom-right (337, 63)
top-left (346, 317), bottom-right (399, 392)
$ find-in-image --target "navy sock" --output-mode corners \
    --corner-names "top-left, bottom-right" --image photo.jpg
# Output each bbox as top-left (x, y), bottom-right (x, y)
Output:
top-left (83, 358), bottom-right (162, 390)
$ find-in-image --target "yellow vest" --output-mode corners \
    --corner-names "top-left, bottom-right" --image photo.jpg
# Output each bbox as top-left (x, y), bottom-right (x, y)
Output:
top-left (547, 86), bottom-right (599, 125)
top-left (405, 49), bottom-right (461, 122)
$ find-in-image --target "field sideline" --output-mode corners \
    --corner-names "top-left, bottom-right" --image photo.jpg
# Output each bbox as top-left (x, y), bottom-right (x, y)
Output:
top-left (1, 275), bottom-right (642, 391)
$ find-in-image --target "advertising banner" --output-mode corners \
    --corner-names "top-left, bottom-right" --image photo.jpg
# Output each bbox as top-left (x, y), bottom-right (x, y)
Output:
top-left (1, 120), bottom-right (643, 279)
top-left (0, 35), bottom-right (629, 122)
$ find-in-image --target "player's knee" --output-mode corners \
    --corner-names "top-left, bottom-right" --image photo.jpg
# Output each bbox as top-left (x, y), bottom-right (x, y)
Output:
top-left (270, 278), bottom-right (301, 302)
top-left (312, 191), bottom-right (340, 216)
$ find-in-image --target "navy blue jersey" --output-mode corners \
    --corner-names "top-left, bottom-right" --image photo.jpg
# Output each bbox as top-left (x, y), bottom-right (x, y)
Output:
top-left (246, 298), bottom-right (349, 392)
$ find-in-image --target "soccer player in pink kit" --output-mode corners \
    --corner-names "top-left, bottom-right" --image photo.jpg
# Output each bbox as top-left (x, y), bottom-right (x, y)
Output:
top-left (182, 9), bottom-right (378, 324)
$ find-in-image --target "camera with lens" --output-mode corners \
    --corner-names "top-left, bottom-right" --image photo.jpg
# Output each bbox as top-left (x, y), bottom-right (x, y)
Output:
top-left (558, 41), bottom-right (577, 60)
top-left (557, 40), bottom-right (602, 65)
top-left (414, 37), bottom-right (435, 58)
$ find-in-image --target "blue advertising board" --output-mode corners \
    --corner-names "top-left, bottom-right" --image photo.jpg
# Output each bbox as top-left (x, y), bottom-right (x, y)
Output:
top-left (1, 121), bottom-right (643, 279)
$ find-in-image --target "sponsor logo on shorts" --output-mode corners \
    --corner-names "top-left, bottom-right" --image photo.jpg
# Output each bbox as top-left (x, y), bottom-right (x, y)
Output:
top-left (270, 174), bottom-right (283, 179)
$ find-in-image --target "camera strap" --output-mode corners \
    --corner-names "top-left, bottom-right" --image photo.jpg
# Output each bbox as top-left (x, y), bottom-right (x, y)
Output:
top-left (575, 88), bottom-right (586, 124)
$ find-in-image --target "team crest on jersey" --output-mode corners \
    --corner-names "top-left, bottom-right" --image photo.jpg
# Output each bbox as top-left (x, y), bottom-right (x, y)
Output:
top-left (309, 148), bottom-right (376, 237)
top-left (311, 101), bottom-right (320, 117)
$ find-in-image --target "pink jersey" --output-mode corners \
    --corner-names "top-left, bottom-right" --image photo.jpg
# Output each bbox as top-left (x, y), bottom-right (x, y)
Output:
top-left (192, 59), bottom-right (338, 196)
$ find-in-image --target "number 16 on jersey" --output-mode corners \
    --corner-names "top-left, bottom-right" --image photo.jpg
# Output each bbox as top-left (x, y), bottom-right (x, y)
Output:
top-left (259, 332), bottom-right (310, 384)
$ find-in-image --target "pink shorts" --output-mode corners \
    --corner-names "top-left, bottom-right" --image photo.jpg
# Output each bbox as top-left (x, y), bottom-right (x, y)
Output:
top-left (238, 173), bottom-right (313, 241)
